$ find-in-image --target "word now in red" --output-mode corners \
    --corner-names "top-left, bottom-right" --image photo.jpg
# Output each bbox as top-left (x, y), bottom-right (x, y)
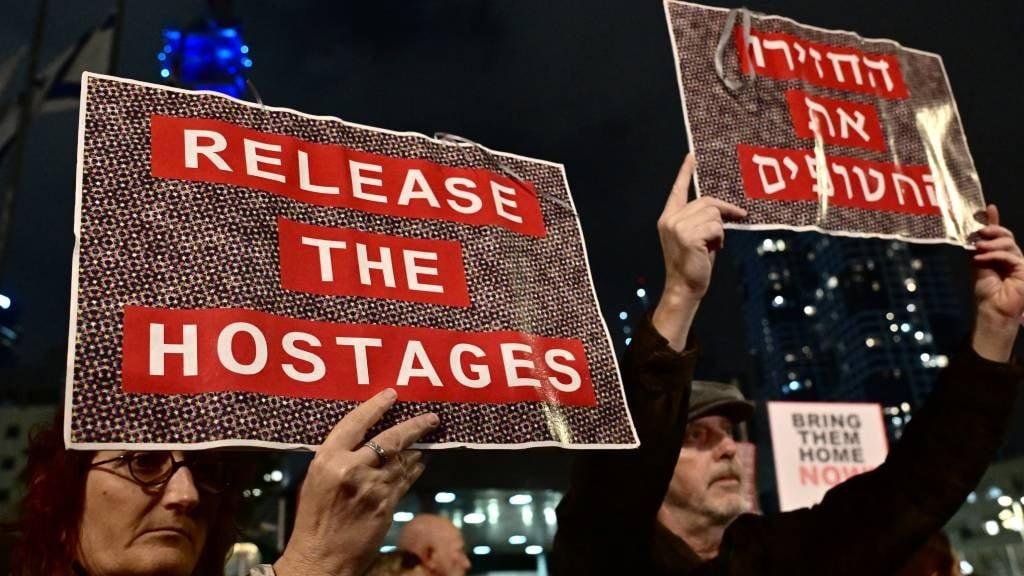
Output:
top-left (278, 217), bottom-right (470, 308)
top-left (736, 28), bottom-right (909, 100)
top-left (150, 116), bottom-right (546, 237)
top-left (737, 144), bottom-right (940, 215)
top-left (784, 89), bottom-right (885, 152)
top-left (121, 306), bottom-right (596, 406)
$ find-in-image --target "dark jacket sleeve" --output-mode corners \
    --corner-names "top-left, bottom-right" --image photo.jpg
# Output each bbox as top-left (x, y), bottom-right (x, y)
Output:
top-left (550, 315), bottom-right (697, 575)
top-left (714, 348), bottom-right (1022, 576)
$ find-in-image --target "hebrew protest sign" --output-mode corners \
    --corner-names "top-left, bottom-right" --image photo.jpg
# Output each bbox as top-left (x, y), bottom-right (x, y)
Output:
top-left (65, 73), bottom-right (636, 450)
top-left (665, 1), bottom-right (985, 246)
top-left (767, 401), bottom-right (888, 511)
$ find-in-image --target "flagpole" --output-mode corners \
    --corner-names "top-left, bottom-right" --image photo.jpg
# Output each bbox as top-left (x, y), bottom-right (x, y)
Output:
top-left (0, 0), bottom-right (49, 283)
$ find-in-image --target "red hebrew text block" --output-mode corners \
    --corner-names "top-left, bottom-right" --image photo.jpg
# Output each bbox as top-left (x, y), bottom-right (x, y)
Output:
top-left (784, 90), bottom-right (886, 152)
top-left (736, 28), bottom-right (909, 100)
top-left (737, 144), bottom-right (940, 215)
top-left (150, 116), bottom-right (546, 237)
top-left (278, 217), bottom-right (471, 308)
top-left (122, 306), bottom-right (596, 406)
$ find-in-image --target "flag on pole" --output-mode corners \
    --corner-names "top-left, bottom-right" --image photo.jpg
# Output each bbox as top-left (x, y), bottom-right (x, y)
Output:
top-left (0, 46), bottom-right (26, 98)
top-left (39, 12), bottom-right (117, 114)
top-left (0, 12), bottom-right (116, 162)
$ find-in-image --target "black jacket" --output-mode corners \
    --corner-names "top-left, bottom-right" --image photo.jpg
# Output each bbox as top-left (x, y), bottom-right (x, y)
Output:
top-left (551, 316), bottom-right (1021, 575)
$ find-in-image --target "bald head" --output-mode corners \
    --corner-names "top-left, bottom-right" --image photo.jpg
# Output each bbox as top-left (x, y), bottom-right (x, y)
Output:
top-left (398, 515), bottom-right (471, 576)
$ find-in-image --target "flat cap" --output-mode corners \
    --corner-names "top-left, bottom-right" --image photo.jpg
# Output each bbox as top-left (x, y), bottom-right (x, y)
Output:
top-left (688, 380), bottom-right (755, 423)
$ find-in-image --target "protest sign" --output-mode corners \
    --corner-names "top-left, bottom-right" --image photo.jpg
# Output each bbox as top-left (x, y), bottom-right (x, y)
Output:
top-left (665, 1), bottom-right (985, 246)
top-left (767, 401), bottom-right (888, 511)
top-left (65, 73), bottom-right (636, 450)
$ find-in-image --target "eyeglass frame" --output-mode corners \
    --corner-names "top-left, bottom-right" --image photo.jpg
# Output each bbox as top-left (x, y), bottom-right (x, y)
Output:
top-left (88, 451), bottom-right (229, 494)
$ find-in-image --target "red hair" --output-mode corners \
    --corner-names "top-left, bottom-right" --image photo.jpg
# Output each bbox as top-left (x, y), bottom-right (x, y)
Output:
top-left (9, 416), bottom-right (244, 576)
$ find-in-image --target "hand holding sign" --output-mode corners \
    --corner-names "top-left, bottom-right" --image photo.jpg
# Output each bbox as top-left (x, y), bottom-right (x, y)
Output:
top-left (274, 388), bottom-right (438, 576)
top-left (971, 204), bottom-right (1024, 362)
top-left (653, 154), bottom-right (747, 350)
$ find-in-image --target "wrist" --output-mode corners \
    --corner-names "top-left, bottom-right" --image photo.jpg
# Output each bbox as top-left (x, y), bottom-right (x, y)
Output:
top-left (971, 319), bottom-right (1018, 363)
top-left (274, 555), bottom-right (351, 576)
top-left (652, 284), bottom-right (702, 352)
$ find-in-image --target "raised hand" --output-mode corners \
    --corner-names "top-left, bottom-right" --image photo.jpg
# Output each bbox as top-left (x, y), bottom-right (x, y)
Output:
top-left (274, 389), bottom-right (439, 576)
top-left (652, 153), bottom-right (747, 350)
top-left (972, 204), bottom-right (1024, 362)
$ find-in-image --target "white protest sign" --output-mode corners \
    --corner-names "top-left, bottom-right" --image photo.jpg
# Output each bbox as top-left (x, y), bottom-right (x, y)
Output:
top-left (767, 401), bottom-right (888, 511)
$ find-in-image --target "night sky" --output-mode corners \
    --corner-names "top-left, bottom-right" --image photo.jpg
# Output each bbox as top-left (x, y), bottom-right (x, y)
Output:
top-left (0, 0), bottom-right (1021, 479)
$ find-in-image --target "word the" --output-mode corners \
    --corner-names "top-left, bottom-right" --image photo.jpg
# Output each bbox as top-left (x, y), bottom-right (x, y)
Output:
top-left (277, 217), bottom-right (470, 307)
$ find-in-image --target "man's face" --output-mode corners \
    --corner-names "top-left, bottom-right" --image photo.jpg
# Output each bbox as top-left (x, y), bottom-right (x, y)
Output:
top-left (664, 415), bottom-right (751, 525)
top-left (425, 524), bottom-right (471, 576)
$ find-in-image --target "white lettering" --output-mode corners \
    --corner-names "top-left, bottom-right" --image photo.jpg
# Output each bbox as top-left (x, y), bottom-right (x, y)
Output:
top-left (282, 332), bottom-right (326, 383)
top-left (217, 322), bottom-right (268, 375)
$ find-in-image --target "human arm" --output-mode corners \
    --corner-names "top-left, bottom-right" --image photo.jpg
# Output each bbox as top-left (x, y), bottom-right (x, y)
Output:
top-left (719, 205), bottom-right (1024, 575)
top-left (550, 155), bottom-right (746, 574)
top-left (271, 389), bottom-right (438, 576)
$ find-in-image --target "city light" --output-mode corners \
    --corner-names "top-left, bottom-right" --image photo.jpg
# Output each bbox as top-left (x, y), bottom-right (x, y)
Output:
top-left (984, 520), bottom-right (999, 536)
top-left (960, 560), bottom-right (974, 574)
top-left (525, 545), bottom-right (544, 555)
top-left (380, 545), bottom-right (397, 553)
top-left (0, 294), bottom-right (10, 309)
top-left (463, 512), bottom-right (486, 524)
top-left (636, 288), bottom-right (647, 298)
top-left (619, 311), bottom-right (628, 320)
top-left (393, 511), bottom-right (414, 522)
top-left (772, 295), bottom-right (784, 307)
top-left (803, 305), bottom-right (816, 316)
top-left (508, 535), bottom-right (527, 545)
top-left (865, 338), bottom-right (877, 348)
top-left (473, 546), bottom-right (492, 555)
top-left (998, 495), bottom-right (1013, 507)
top-left (435, 492), bottom-right (457, 503)
top-left (509, 493), bottom-right (533, 505)
top-left (544, 506), bottom-right (558, 526)
top-left (269, 470), bottom-right (283, 482)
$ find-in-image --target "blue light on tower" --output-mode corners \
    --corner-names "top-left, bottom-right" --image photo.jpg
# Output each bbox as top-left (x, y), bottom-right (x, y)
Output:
top-left (158, 20), bottom-right (252, 97)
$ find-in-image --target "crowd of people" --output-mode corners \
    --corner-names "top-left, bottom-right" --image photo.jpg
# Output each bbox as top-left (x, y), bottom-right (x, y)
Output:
top-left (7, 154), bottom-right (1022, 575)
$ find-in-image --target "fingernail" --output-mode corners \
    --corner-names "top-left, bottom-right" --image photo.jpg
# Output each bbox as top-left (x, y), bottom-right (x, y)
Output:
top-left (427, 413), bottom-right (440, 427)
top-left (383, 388), bottom-right (398, 401)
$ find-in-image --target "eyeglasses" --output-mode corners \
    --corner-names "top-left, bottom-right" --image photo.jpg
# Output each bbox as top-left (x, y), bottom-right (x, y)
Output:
top-left (89, 451), bottom-right (228, 494)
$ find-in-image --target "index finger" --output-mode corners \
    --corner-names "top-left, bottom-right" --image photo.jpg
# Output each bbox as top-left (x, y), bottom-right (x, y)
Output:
top-left (322, 388), bottom-right (399, 451)
top-left (687, 196), bottom-right (748, 221)
top-left (662, 153), bottom-right (695, 215)
top-left (356, 413), bottom-right (440, 467)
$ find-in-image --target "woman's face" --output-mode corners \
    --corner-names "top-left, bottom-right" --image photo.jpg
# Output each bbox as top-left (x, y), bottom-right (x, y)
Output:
top-left (76, 451), bottom-right (219, 576)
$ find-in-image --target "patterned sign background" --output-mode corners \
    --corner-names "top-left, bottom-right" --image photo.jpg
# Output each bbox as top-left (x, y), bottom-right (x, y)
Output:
top-left (66, 74), bottom-right (635, 449)
top-left (665, 1), bottom-right (986, 245)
